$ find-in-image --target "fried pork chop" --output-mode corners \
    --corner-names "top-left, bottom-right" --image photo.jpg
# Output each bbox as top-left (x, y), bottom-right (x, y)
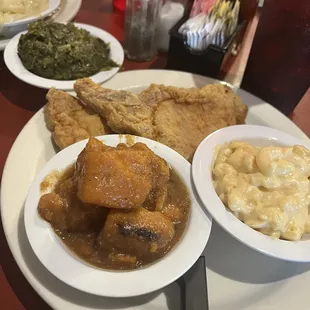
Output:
top-left (45, 88), bottom-right (111, 149)
top-left (74, 78), bottom-right (248, 161)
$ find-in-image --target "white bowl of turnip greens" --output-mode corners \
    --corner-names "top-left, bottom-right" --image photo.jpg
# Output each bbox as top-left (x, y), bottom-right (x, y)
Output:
top-left (3, 21), bottom-right (124, 90)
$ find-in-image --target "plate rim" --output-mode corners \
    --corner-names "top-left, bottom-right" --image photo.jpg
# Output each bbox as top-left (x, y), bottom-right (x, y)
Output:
top-left (3, 22), bottom-right (124, 90)
top-left (1, 69), bottom-right (310, 310)
top-left (192, 124), bottom-right (310, 262)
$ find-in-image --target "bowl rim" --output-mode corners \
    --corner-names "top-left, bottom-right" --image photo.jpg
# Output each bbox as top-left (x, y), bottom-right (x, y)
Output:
top-left (2, 0), bottom-right (61, 26)
top-left (192, 124), bottom-right (310, 262)
top-left (24, 134), bottom-right (212, 297)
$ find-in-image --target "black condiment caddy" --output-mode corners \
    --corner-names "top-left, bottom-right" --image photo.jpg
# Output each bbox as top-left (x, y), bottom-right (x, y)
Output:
top-left (166, 8), bottom-right (247, 78)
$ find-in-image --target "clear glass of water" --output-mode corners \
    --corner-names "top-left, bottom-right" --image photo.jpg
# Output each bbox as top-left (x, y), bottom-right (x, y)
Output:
top-left (123, 0), bottom-right (161, 61)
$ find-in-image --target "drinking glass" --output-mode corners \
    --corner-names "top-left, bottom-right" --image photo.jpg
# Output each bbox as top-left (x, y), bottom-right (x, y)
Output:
top-left (123, 0), bottom-right (161, 61)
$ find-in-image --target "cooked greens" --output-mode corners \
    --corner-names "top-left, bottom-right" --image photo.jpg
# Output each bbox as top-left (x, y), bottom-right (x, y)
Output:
top-left (18, 21), bottom-right (119, 80)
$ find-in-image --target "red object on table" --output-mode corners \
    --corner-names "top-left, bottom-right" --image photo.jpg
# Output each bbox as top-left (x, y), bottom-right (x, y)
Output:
top-left (113, 0), bottom-right (126, 12)
top-left (0, 1), bottom-right (309, 310)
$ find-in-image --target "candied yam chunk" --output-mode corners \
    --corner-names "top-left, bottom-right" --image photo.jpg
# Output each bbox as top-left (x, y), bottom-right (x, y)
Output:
top-left (75, 138), bottom-right (170, 209)
top-left (97, 208), bottom-right (175, 256)
top-left (39, 176), bottom-right (108, 233)
top-left (39, 192), bottom-right (68, 230)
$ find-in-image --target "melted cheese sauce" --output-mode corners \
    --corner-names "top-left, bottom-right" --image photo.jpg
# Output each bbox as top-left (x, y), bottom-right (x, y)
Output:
top-left (213, 141), bottom-right (310, 241)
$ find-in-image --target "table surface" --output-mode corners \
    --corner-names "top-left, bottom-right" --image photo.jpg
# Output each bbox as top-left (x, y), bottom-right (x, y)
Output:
top-left (0, 1), bottom-right (310, 309)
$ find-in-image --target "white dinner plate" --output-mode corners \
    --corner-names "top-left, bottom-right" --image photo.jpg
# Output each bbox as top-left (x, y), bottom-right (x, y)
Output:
top-left (192, 125), bottom-right (310, 262)
top-left (0, 0), bottom-right (82, 51)
top-left (4, 23), bottom-right (124, 90)
top-left (24, 135), bottom-right (212, 297)
top-left (2, 70), bottom-right (310, 310)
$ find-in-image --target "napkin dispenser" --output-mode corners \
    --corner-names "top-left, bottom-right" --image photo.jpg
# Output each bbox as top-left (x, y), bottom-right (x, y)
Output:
top-left (165, 0), bottom-right (258, 79)
top-left (166, 11), bottom-right (246, 78)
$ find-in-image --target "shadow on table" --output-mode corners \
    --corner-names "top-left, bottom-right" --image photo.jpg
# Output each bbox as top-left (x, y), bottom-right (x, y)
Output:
top-left (12, 209), bottom-right (180, 310)
top-left (0, 220), bottom-right (53, 310)
top-left (205, 222), bottom-right (310, 284)
top-left (149, 53), bottom-right (168, 70)
top-left (0, 57), bottom-right (46, 112)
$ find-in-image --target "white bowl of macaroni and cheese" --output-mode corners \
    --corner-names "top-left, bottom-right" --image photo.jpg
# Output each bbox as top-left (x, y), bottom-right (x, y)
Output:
top-left (0, 0), bottom-right (60, 38)
top-left (192, 125), bottom-right (310, 262)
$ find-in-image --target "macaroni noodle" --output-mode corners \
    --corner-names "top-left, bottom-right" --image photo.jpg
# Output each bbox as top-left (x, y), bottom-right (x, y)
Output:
top-left (212, 141), bottom-right (310, 241)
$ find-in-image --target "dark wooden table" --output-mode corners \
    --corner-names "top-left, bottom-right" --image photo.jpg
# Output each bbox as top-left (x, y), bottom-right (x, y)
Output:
top-left (0, 1), bottom-right (309, 309)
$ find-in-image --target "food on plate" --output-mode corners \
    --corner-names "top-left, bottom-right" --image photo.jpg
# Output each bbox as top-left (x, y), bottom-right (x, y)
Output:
top-left (75, 137), bottom-right (169, 210)
top-left (44, 78), bottom-right (247, 160)
top-left (38, 137), bottom-right (191, 270)
top-left (98, 208), bottom-right (175, 256)
top-left (0, 0), bottom-right (48, 23)
top-left (18, 21), bottom-right (119, 80)
top-left (212, 141), bottom-right (310, 241)
top-left (45, 88), bottom-right (110, 149)
top-left (72, 78), bottom-right (247, 161)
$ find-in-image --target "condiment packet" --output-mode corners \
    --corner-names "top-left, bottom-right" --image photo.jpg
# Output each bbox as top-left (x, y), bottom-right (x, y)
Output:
top-left (200, 0), bottom-right (217, 15)
top-left (230, 0), bottom-right (240, 35)
top-left (210, 18), bottom-right (222, 45)
top-left (179, 12), bottom-right (206, 34)
top-left (189, 0), bottom-right (205, 18)
top-left (179, 0), bottom-right (240, 51)
top-left (190, 0), bottom-right (218, 18)
top-left (197, 27), bottom-right (206, 50)
top-left (201, 16), bottom-right (214, 49)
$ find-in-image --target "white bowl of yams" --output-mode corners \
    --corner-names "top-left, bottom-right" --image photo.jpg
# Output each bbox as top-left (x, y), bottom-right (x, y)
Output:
top-left (192, 125), bottom-right (310, 262)
top-left (24, 134), bottom-right (212, 297)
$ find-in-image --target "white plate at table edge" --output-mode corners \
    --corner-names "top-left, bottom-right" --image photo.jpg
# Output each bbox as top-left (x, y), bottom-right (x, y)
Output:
top-left (4, 23), bottom-right (124, 90)
top-left (1, 70), bottom-right (310, 310)
top-left (0, 0), bottom-right (82, 51)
